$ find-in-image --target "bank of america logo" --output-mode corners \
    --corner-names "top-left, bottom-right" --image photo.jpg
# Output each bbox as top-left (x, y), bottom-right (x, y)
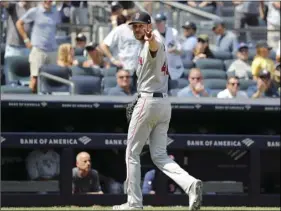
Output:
top-left (1, 136), bottom-right (6, 143)
top-left (78, 136), bottom-right (92, 145)
top-left (242, 138), bottom-right (254, 147)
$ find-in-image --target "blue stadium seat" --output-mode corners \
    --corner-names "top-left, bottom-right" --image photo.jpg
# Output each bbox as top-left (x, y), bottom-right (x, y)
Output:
top-left (70, 66), bottom-right (102, 77)
top-left (74, 47), bottom-right (85, 56)
top-left (212, 51), bottom-right (233, 60)
top-left (102, 67), bottom-right (118, 77)
top-left (168, 79), bottom-right (179, 90)
top-left (71, 75), bottom-right (101, 95)
top-left (239, 79), bottom-right (256, 90)
top-left (102, 76), bottom-right (117, 91)
top-left (195, 58), bottom-right (224, 70)
top-left (5, 55), bottom-right (30, 85)
top-left (1, 84), bottom-right (32, 94)
top-left (204, 79), bottom-right (227, 90)
top-left (224, 59), bottom-right (235, 70)
top-left (221, 6), bottom-right (235, 17)
top-left (201, 69), bottom-right (227, 79)
top-left (56, 35), bottom-right (71, 45)
top-left (182, 69), bottom-right (190, 78)
top-left (169, 88), bottom-right (181, 96)
top-left (182, 59), bottom-right (194, 69)
top-left (177, 78), bottom-right (189, 89)
top-left (75, 56), bottom-right (88, 66)
top-left (39, 64), bottom-right (71, 94)
top-left (210, 89), bottom-right (223, 97)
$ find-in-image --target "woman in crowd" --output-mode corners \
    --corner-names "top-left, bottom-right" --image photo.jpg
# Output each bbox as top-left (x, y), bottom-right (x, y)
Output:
top-left (57, 43), bottom-right (78, 67)
top-left (251, 41), bottom-right (275, 80)
top-left (192, 34), bottom-right (214, 63)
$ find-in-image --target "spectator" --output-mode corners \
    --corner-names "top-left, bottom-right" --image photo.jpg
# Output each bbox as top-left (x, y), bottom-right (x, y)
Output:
top-left (116, 14), bottom-right (127, 26)
top-left (227, 43), bottom-right (251, 80)
top-left (142, 155), bottom-right (181, 195)
top-left (110, 1), bottom-right (123, 29)
top-left (251, 41), bottom-right (275, 80)
top-left (181, 21), bottom-right (197, 63)
top-left (153, 13), bottom-right (184, 80)
top-left (247, 69), bottom-right (279, 98)
top-left (192, 34), bottom-right (214, 63)
top-left (83, 42), bottom-right (107, 69)
top-left (177, 68), bottom-right (210, 97)
top-left (107, 69), bottom-right (132, 96)
top-left (75, 33), bottom-right (87, 49)
top-left (276, 40), bottom-right (280, 63)
top-left (233, 1), bottom-right (259, 30)
top-left (217, 76), bottom-right (248, 98)
top-left (273, 63), bottom-right (280, 93)
top-left (266, 1), bottom-right (280, 51)
top-left (26, 149), bottom-right (60, 180)
top-left (70, 1), bottom-right (88, 25)
top-left (100, 9), bottom-right (141, 76)
top-left (57, 43), bottom-right (78, 68)
top-left (16, 0), bottom-right (61, 93)
top-left (72, 152), bottom-right (103, 194)
top-left (212, 19), bottom-right (239, 54)
top-left (1, 1), bottom-right (32, 58)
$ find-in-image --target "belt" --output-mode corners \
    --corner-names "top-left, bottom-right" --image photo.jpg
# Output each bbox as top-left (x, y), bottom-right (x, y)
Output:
top-left (138, 92), bottom-right (168, 98)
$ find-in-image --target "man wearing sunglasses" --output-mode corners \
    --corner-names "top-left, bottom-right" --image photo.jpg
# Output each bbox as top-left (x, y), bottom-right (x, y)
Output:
top-left (107, 69), bottom-right (132, 96)
top-left (247, 69), bottom-right (279, 98)
top-left (217, 76), bottom-right (248, 98)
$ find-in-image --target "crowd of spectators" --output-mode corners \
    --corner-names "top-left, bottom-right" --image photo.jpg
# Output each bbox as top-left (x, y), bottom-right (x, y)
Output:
top-left (0, 0), bottom-right (280, 98)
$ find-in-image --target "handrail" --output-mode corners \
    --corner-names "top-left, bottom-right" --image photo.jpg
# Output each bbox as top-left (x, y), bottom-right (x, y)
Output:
top-left (38, 72), bottom-right (75, 95)
top-left (159, 0), bottom-right (220, 20)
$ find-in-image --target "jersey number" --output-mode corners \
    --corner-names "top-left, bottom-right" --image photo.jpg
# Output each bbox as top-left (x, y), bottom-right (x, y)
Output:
top-left (161, 63), bottom-right (169, 76)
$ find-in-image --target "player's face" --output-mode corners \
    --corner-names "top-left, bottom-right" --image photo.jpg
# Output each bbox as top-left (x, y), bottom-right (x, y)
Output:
top-left (132, 23), bottom-right (146, 40)
top-left (189, 71), bottom-right (202, 88)
top-left (77, 154), bottom-right (91, 172)
top-left (227, 78), bottom-right (240, 95)
top-left (43, 0), bottom-right (53, 10)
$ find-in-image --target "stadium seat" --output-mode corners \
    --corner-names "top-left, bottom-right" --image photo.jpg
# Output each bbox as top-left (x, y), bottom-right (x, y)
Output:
top-left (245, 26), bottom-right (267, 45)
top-left (168, 79), bottom-right (179, 90)
top-left (182, 69), bottom-right (190, 78)
top-left (182, 59), bottom-right (194, 69)
top-left (224, 59), bottom-right (235, 70)
top-left (5, 55), bottom-right (30, 85)
top-left (212, 51), bottom-right (233, 60)
top-left (221, 6), bottom-right (235, 17)
top-left (71, 75), bottom-right (101, 95)
top-left (195, 58), bottom-right (224, 70)
top-left (1, 84), bottom-right (32, 94)
top-left (204, 78), bottom-right (227, 90)
top-left (177, 78), bottom-right (189, 89)
top-left (169, 88), bottom-right (181, 96)
top-left (239, 79), bottom-right (256, 90)
top-left (70, 66), bottom-right (102, 77)
top-left (38, 64), bottom-right (71, 94)
top-left (222, 17), bottom-right (234, 30)
top-left (75, 56), bottom-right (88, 66)
top-left (102, 67), bottom-right (118, 77)
top-left (56, 35), bottom-right (71, 45)
top-left (74, 47), bottom-right (85, 56)
top-left (102, 76), bottom-right (117, 91)
top-left (210, 89), bottom-right (223, 97)
top-left (200, 69), bottom-right (227, 79)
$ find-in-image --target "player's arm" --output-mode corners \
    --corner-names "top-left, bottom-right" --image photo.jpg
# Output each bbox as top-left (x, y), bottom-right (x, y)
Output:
top-left (144, 26), bottom-right (159, 58)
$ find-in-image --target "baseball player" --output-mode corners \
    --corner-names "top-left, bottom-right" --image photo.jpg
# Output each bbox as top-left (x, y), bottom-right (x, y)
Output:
top-left (113, 11), bottom-right (203, 211)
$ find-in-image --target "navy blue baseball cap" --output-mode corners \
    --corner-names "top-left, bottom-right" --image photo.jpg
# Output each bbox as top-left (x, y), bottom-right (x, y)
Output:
top-left (182, 21), bottom-right (197, 30)
top-left (128, 11), bottom-right (152, 25)
top-left (154, 13), bottom-right (167, 22)
top-left (238, 43), bottom-right (249, 51)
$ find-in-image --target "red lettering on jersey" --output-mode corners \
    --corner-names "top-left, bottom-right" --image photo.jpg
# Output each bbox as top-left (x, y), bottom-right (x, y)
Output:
top-left (161, 62), bottom-right (169, 76)
top-left (138, 57), bottom-right (143, 65)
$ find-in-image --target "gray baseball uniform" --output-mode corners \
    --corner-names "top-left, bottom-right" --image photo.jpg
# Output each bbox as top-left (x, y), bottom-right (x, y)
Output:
top-left (125, 35), bottom-right (197, 207)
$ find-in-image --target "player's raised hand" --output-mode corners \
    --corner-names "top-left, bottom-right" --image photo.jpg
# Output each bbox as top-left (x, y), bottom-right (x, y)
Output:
top-left (144, 26), bottom-right (154, 42)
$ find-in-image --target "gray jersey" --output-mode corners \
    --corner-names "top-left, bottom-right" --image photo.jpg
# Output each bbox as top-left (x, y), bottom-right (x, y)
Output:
top-left (136, 35), bottom-right (169, 93)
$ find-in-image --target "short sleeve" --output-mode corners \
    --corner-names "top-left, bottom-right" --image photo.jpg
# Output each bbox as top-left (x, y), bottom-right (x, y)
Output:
top-left (251, 58), bottom-right (261, 76)
top-left (103, 27), bottom-right (119, 48)
top-left (20, 7), bottom-right (37, 24)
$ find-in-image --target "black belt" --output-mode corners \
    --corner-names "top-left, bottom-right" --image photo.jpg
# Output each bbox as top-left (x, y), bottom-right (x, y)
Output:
top-left (138, 92), bottom-right (164, 98)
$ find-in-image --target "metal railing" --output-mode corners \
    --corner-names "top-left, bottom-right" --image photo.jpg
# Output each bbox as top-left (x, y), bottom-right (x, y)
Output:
top-left (38, 72), bottom-right (75, 95)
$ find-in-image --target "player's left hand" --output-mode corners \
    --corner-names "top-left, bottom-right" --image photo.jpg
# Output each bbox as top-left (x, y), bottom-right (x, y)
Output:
top-left (144, 27), bottom-right (154, 42)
